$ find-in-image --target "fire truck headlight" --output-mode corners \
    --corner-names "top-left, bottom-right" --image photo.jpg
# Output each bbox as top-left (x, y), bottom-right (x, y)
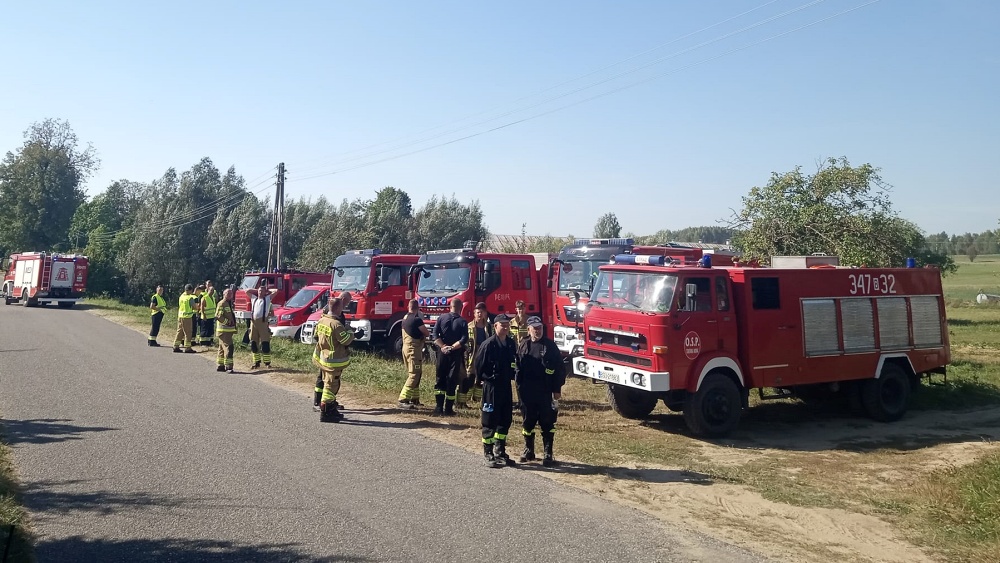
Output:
top-left (631, 372), bottom-right (645, 386)
top-left (575, 361), bottom-right (588, 375)
top-left (576, 302), bottom-right (587, 311)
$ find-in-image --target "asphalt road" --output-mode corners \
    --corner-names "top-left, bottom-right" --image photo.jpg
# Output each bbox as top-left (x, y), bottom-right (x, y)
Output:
top-left (0, 304), bottom-right (765, 563)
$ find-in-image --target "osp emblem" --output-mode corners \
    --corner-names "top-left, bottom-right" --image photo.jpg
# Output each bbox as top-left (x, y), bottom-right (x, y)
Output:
top-left (56, 267), bottom-right (69, 282)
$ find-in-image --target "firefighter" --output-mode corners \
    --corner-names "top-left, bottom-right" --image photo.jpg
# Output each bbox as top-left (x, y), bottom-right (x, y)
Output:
top-left (246, 281), bottom-right (278, 368)
top-left (199, 280), bottom-right (218, 347)
top-left (313, 296), bottom-right (365, 423)
top-left (215, 287), bottom-right (237, 373)
top-left (509, 299), bottom-right (530, 408)
top-left (474, 313), bottom-right (518, 468)
top-left (461, 301), bottom-right (494, 407)
top-left (397, 299), bottom-right (430, 409)
top-left (192, 285), bottom-right (205, 346)
top-left (515, 316), bottom-right (566, 466)
top-left (148, 285), bottom-right (167, 347)
top-left (431, 298), bottom-right (468, 416)
top-left (172, 284), bottom-right (198, 353)
top-left (314, 292), bottom-right (352, 412)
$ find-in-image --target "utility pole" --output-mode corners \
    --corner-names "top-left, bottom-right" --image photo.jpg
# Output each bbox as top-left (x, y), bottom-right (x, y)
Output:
top-left (276, 162), bottom-right (285, 271)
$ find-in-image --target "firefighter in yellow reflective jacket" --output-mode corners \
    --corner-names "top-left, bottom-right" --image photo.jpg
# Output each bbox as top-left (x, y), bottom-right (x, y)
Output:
top-left (198, 280), bottom-right (218, 347)
top-left (148, 285), bottom-right (167, 346)
top-left (173, 284), bottom-right (198, 353)
top-left (215, 288), bottom-right (237, 373)
top-left (313, 296), bottom-right (365, 422)
top-left (460, 301), bottom-right (494, 407)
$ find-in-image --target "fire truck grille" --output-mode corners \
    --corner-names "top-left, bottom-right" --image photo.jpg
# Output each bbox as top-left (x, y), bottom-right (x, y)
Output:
top-left (589, 349), bottom-right (653, 367)
top-left (588, 329), bottom-right (646, 351)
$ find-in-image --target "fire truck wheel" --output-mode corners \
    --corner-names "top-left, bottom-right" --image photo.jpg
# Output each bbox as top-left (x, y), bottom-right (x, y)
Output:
top-left (683, 372), bottom-right (742, 438)
top-left (385, 326), bottom-right (404, 358)
top-left (606, 385), bottom-right (658, 420)
top-left (861, 364), bottom-right (911, 422)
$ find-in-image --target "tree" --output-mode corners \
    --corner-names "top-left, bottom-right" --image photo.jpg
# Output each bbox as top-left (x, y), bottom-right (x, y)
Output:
top-left (0, 119), bottom-right (99, 254)
top-left (593, 213), bottom-right (621, 238)
top-left (363, 187), bottom-right (413, 254)
top-left (409, 194), bottom-right (489, 253)
top-left (967, 245), bottom-right (979, 263)
top-left (728, 157), bottom-right (955, 273)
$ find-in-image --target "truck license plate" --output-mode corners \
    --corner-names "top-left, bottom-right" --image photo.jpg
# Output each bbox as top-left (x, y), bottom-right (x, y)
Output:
top-left (596, 369), bottom-right (620, 383)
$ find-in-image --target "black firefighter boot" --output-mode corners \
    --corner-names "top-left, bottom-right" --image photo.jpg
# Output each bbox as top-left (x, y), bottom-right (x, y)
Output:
top-left (519, 433), bottom-right (536, 463)
top-left (494, 439), bottom-right (517, 467)
top-left (542, 433), bottom-right (556, 467)
top-left (443, 398), bottom-right (456, 416)
top-left (313, 390), bottom-right (323, 412)
top-left (319, 402), bottom-right (344, 423)
top-left (483, 442), bottom-right (502, 468)
top-left (433, 394), bottom-right (445, 416)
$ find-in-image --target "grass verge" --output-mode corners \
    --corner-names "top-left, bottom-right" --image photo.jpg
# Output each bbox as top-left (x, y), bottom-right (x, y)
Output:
top-left (0, 426), bottom-right (33, 562)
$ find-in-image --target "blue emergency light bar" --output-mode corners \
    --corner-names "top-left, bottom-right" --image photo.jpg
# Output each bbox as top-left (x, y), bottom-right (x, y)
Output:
top-left (611, 254), bottom-right (666, 266)
top-left (426, 248), bottom-right (474, 255)
top-left (347, 249), bottom-right (381, 256)
top-left (572, 238), bottom-right (634, 247)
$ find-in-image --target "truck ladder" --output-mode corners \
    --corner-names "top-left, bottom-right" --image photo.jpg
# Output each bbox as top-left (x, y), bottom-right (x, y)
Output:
top-left (40, 255), bottom-right (52, 291)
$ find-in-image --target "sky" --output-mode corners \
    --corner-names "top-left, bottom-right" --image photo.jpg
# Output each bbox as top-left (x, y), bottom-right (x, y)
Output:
top-left (1, 0), bottom-right (998, 238)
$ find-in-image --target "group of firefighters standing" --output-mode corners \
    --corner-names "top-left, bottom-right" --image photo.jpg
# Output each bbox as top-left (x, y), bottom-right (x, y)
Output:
top-left (150, 283), bottom-right (566, 469)
top-left (147, 279), bottom-right (279, 373)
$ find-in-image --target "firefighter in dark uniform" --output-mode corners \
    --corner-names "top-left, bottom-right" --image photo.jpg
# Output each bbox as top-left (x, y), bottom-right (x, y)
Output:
top-left (148, 285), bottom-right (167, 346)
top-left (474, 313), bottom-right (518, 468)
top-left (515, 316), bottom-right (566, 466)
top-left (199, 280), bottom-right (218, 346)
top-left (461, 302), bottom-right (493, 407)
top-left (398, 299), bottom-right (430, 408)
top-left (431, 298), bottom-right (468, 416)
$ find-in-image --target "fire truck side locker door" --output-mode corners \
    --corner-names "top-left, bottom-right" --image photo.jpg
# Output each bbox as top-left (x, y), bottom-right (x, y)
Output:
top-left (744, 275), bottom-right (801, 388)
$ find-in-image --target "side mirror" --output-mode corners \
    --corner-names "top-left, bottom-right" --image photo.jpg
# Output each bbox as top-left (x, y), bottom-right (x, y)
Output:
top-left (483, 261), bottom-right (495, 272)
top-left (336, 269), bottom-right (345, 278)
top-left (422, 270), bottom-right (431, 278)
top-left (562, 262), bottom-right (573, 273)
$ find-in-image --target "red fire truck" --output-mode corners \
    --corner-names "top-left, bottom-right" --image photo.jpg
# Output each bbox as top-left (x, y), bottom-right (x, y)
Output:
top-left (298, 250), bottom-right (419, 355)
top-left (411, 246), bottom-right (553, 332)
top-left (547, 240), bottom-right (741, 358)
top-left (2, 252), bottom-right (89, 308)
top-left (572, 254), bottom-right (950, 437)
top-left (233, 269), bottom-right (330, 323)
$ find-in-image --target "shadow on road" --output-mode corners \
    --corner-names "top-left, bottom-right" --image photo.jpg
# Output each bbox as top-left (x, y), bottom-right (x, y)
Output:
top-left (0, 348), bottom-right (40, 353)
top-left (517, 460), bottom-right (713, 485)
top-left (20, 479), bottom-right (185, 516)
top-left (36, 536), bottom-right (372, 562)
top-left (0, 418), bottom-right (117, 445)
top-left (334, 409), bottom-right (468, 431)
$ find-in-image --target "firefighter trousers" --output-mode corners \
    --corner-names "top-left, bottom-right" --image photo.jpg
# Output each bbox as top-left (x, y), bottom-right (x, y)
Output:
top-left (399, 338), bottom-right (424, 402)
top-left (480, 381), bottom-right (513, 443)
top-left (199, 317), bottom-right (216, 345)
top-left (249, 319), bottom-right (272, 365)
top-left (320, 368), bottom-right (344, 405)
top-left (149, 312), bottom-right (164, 343)
top-left (173, 317), bottom-right (194, 350)
top-left (217, 332), bottom-right (234, 370)
top-left (434, 349), bottom-right (465, 401)
top-left (520, 395), bottom-right (557, 435)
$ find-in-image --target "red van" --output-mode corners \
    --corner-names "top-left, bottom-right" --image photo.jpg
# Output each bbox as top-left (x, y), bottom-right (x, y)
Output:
top-left (268, 284), bottom-right (331, 340)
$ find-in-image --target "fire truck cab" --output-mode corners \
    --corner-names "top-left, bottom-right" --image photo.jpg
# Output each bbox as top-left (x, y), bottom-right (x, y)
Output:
top-left (412, 246), bottom-right (552, 330)
top-left (2, 252), bottom-right (89, 308)
top-left (573, 254), bottom-right (950, 437)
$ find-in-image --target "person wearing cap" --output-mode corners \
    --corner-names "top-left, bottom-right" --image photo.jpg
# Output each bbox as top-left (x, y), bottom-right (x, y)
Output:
top-left (172, 284), bottom-right (198, 353)
top-left (460, 302), bottom-right (494, 408)
top-left (473, 313), bottom-right (518, 468)
top-left (515, 316), bottom-right (566, 466)
top-left (431, 298), bottom-right (468, 416)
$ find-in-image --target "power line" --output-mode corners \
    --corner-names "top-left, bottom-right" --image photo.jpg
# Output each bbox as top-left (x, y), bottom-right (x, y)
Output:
top-left (288, 1), bottom-right (880, 183)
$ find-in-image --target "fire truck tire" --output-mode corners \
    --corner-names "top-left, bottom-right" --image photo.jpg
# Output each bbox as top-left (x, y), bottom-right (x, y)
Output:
top-left (3, 285), bottom-right (11, 305)
top-left (384, 326), bottom-right (404, 358)
top-left (683, 372), bottom-right (742, 438)
top-left (606, 385), bottom-right (657, 420)
top-left (861, 364), bottom-right (911, 422)
top-left (21, 290), bottom-right (31, 307)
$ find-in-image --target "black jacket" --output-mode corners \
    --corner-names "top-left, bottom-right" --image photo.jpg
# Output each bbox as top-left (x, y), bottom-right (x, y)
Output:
top-left (515, 337), bottom-right (566, 396)
top-left (473, 334), bottom-right (517, 384)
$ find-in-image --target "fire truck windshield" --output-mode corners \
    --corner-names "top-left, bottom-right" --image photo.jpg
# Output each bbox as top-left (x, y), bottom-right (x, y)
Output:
top-left (591, 271), bottom-right (678, 313)
top-left (558, 260), bottom-right (602, 294)
top-left (417, 264), bottom-right (471, 295)
top-left (239, 275), bottom-right (260, 290)
top-left (284, 288), bottom-right (321, 309)
top-left (332, 267), bottom-right (370, 292)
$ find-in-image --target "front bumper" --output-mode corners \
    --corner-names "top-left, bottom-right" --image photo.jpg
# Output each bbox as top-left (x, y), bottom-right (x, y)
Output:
top-left (553, 325), bottom-right (585, 357)
top-left (301, 321), bottom-right (317, 344)
top-left (348, 319), bottom-right (372, 342)
top-left (572, 357), bottom-right (671, 392)
top-left (269, 324), bottom-right (301, 339)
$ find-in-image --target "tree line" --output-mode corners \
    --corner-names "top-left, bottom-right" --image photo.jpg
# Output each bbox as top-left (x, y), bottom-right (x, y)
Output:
top-left (1, 120), bottom-right (974, 303)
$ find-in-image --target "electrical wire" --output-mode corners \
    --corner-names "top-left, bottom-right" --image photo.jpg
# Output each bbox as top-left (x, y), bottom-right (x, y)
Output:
top-left (287, 0), bottom-right (880, 183)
